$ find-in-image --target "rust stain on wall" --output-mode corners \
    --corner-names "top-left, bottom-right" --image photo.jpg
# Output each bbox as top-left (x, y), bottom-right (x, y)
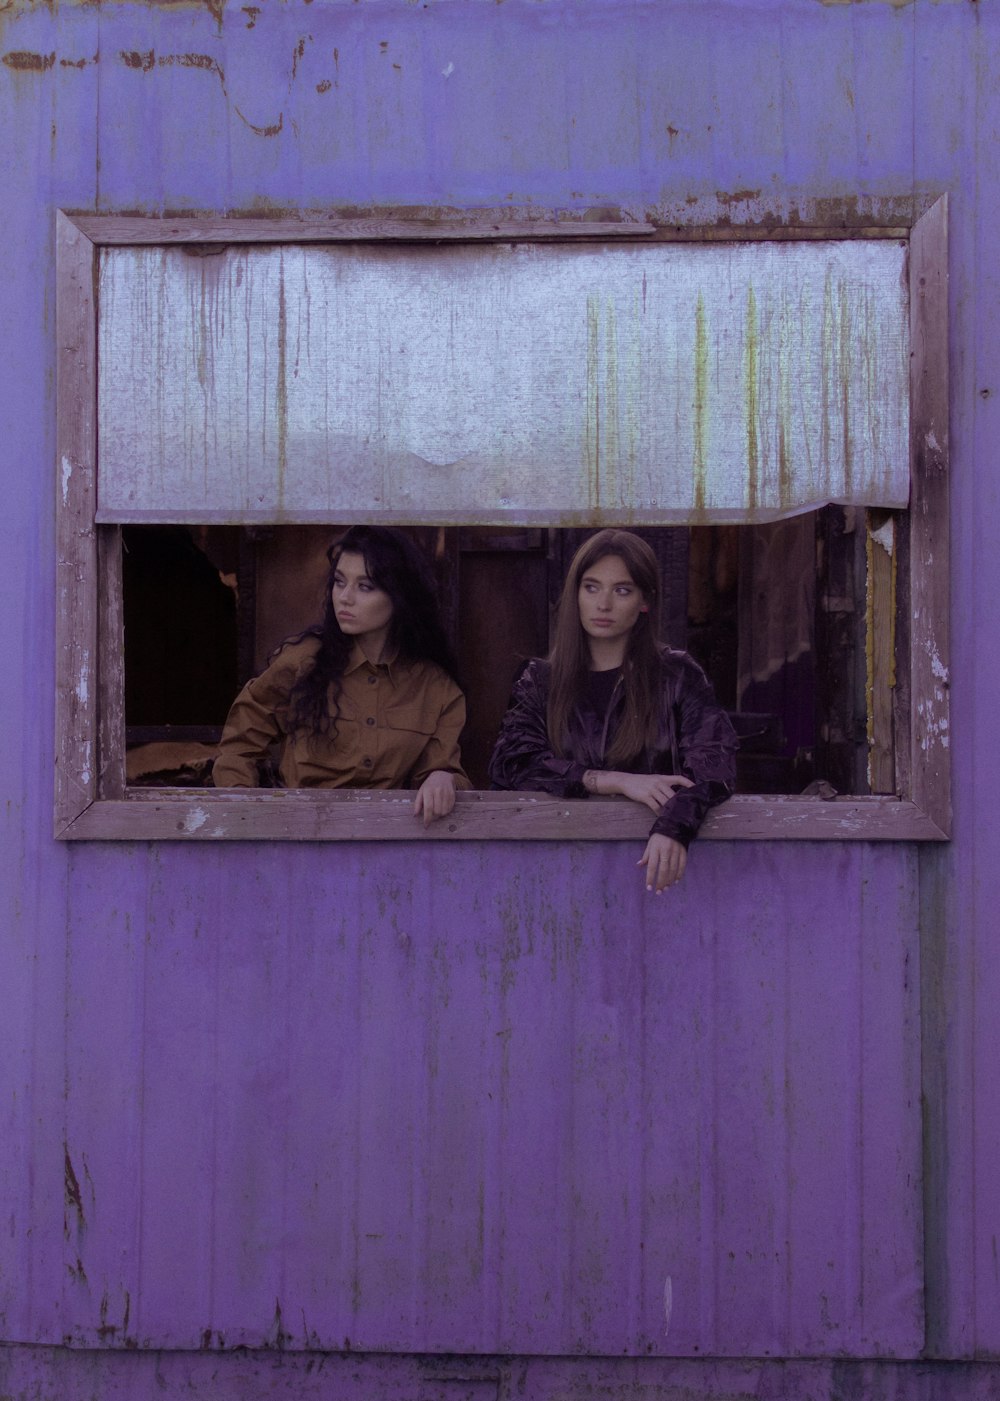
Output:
top-left (120, 48), bottom-right (155, 71)
top-left (715, 188), bottom-right (763, 206)
top-left (64, 1146), bottom-right (85, 1234)
top-left (139, 0), bottom-right (226, 30)
top-left (2, 49), bottom-right (54, 70)
top-left (291, 33), bottom-right (310, 79)
top-left (159, 50), bottom-right (224, 80)
top-left (239, 110), bottom-right (282, 137)
top-left (115, 46), bottom-right (284, 135)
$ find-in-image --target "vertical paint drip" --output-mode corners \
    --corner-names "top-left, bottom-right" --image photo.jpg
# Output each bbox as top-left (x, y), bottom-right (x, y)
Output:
top-left (839, 282), bottom-right (853, 496)
top-left (587, 295), bottom-right (600, 508)
top-left (604, 297), bottom-right (619, 510)
top-left (820, 269), bottom-right (834, 497)
top-left (778, 285), bottom-right (792, 510)
top-left (745, 284), bottom-right (759, 511)
top-left (624, 288), bottom-right (641, 516)
top-left (693, 293), bottom-right (708, 514)
top-left (276, 256), bottom-right (288, 512)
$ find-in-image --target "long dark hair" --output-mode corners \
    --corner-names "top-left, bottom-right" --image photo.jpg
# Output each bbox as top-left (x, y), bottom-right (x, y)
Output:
top-left (547, 530), bottom-right (664, 766)
top-left (285, 526), bottom-right (459, 737)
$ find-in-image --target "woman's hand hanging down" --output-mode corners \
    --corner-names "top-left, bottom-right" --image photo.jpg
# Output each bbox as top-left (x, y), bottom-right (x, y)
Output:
top-left (413, 770), bottom-right (458, 826)
top-left (638, 833), bottom-right (687, 894)
top-left (583, 770), bottom-right (694, 892)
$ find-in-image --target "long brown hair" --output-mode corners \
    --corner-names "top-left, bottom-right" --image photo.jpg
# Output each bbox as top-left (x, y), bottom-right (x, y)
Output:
top-left (547, 530), bottom-right (664, 765)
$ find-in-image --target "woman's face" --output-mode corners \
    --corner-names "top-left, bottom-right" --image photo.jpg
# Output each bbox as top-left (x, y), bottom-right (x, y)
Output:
top-left (331, 551), bottom-right (394, 648)
top-left (577, 554), bottom-right (646, 645)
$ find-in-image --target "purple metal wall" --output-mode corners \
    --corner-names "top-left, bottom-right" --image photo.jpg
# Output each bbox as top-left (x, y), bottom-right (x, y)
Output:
top-left (0, 0), bottom-right (996, 1391)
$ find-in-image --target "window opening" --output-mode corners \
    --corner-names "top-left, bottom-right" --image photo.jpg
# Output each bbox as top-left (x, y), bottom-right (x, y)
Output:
top-left (55, 205), bottom-right (949, 841)
top-left (120, 515), bottom-right (882, 798)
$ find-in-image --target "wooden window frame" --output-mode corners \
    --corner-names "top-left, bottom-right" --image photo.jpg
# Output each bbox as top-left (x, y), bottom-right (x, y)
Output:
top-left (54, 203), bottom-right (950, 842)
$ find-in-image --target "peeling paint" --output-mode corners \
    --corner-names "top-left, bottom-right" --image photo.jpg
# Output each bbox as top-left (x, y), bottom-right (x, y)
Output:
top-left (61, 455), bottom-right (72, 506)
top-left (80, 740), bottom-right (92, 790)
top-left (181, 806), bottom-right (209, 833)
top-left (76, 651), bottom-right (90, 708)
top-left (927, 643), bottom-right (949, 684)
top-left (871, 518), bottom-right (895, 555)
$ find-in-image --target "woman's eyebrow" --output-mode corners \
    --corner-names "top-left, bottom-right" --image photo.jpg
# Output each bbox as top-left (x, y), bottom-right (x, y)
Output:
top-left (582, 573), bottom-right (633, 587)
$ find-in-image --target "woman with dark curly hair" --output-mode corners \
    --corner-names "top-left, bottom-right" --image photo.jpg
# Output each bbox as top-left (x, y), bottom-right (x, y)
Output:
top-left (213, 526), bottom-right (470, 825)
top-left (489, 529), bottom-right (737, 890)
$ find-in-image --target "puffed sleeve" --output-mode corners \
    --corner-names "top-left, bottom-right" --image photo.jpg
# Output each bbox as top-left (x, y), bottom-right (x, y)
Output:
top-left (212, 646), bottom-right (305, 788)
top-left (488, 660), bottom-right (590, 798)
top-left (650, 653), bottom-right (738, 847)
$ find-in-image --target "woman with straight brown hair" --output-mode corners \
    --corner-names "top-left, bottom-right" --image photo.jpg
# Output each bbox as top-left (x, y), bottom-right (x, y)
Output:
top-left (489, 529), bottom-right (737, 891)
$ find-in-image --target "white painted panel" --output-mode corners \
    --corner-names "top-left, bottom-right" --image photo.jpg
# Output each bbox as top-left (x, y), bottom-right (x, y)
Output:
top-left (97, 240), bottom-right (909, 524)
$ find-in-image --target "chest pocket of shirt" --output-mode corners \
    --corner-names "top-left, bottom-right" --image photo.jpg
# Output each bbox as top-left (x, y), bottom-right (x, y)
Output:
top-left (383, 701), bottom-right (436, 739)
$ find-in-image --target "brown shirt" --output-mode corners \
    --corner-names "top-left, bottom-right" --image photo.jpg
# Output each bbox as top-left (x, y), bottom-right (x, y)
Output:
top-left (212, 637), bottom-right (471, 791)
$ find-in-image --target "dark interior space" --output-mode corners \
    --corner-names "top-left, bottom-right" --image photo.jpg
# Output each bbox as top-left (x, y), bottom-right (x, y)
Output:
top-left (121, 513), bottom-right (869, 794)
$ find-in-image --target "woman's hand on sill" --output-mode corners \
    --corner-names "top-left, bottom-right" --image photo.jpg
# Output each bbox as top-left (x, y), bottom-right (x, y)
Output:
top-left (584, 769), bottom-right (694, 814)
top-left (413, 770), bottom-right (458, 827)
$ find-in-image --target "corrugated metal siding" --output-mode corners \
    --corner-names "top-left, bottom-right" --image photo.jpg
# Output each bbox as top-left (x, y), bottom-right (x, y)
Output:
top-left (0, 0), bottom-right (996, 1379)
top-left (57, 842), bottom-right (921, 1356)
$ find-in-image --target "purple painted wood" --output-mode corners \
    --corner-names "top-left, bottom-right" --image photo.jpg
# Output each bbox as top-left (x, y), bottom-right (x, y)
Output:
top-left (7, 1347), bottom-right (1000, 1401)
top-left (53, 841), bottom-right (921, 1356)
top-left (0, 0), bottom-right (998, 1386)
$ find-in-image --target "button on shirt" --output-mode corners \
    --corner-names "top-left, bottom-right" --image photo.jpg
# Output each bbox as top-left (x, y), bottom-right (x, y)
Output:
top-left (212, 637), bottom-right (471, 791)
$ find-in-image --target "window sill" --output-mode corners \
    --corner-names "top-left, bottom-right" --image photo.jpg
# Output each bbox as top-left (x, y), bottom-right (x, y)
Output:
top-left (55, 789), bottom-right (948, 842)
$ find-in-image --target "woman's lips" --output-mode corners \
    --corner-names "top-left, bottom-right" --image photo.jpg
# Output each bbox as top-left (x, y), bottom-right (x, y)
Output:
top-left (590, 618), bottom-right (614, 627)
